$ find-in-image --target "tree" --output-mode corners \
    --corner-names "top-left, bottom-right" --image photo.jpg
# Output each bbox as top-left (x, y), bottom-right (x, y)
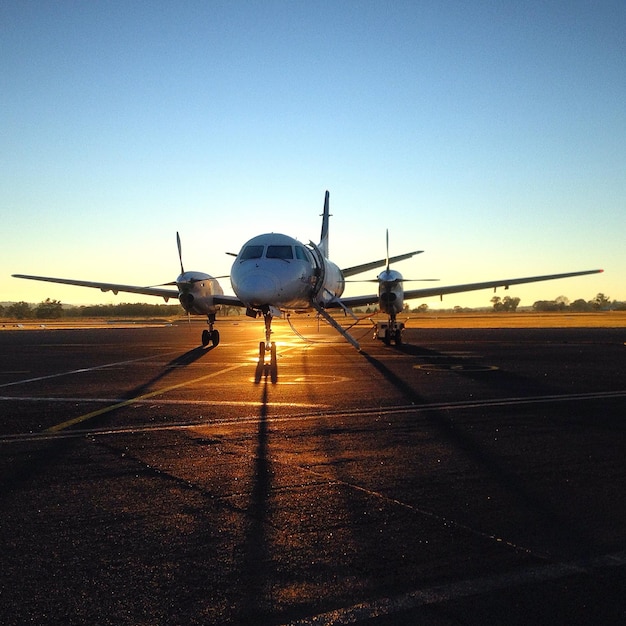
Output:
top-left (533, 300), bottom-right (559, 312)
top-left (570, 298), bottom-right (591, 312)
top-left (590, 293), bottom-right (610, 311)
top-left (555, 295), bottom-right (569, 311)
top-left (7, 301), bottom-right (32, 319)
top-left (502, 296), bottom-right (520, 312)
top-left (35, 298), bottom-right (64, 319)
top-left (492, 295), bottom-right (519, 312)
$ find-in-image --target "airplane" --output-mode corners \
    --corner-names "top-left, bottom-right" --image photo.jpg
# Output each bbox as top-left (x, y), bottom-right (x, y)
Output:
top-left (13, 190), bottom-right (603, 361)
top-left (11, 192), bottom-right (421, 353)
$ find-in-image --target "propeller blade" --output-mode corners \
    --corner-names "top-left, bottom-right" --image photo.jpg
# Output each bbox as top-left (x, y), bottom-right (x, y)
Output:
top-left (345, 278), bottom-right (439, 283)
top-left (176, 231), bottom-right (185, 274)
top-left (385, 229), bottom-right (390, 272)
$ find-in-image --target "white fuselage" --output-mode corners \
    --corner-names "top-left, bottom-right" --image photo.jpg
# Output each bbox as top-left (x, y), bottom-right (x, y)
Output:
top-left (230, 233), bottom-right (345, 312)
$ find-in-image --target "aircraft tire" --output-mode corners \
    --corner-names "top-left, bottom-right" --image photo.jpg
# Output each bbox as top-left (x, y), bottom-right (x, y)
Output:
top-left (202, 329), bottom-right (211, 347)
top-left (259, 341), bottom-right (266, 360)
top-left (211, 329), bottom-right (220, 347)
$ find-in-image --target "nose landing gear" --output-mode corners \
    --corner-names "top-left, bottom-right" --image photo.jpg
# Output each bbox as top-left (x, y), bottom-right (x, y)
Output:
top-left (255, 307), bottom-right (278, 382)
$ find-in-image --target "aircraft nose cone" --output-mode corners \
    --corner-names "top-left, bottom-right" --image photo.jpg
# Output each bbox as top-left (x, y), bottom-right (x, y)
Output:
top-left (236, 273), bottom-right (278, 306)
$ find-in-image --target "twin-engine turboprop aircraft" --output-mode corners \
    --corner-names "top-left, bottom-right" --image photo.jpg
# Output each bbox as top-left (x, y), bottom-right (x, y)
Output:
top-left (14, 191), bottom-right (602, 357)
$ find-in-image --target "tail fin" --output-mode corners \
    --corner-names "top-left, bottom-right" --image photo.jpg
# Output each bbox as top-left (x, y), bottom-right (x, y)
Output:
top-left (318, 190), bottom-right (330, 258)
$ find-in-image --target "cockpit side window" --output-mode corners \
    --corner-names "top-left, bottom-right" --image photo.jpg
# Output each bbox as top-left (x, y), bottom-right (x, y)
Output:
top-left (240, 245), bottom-right (264, 260)
top-left (295, 246), bottom-right (309, 261)
top-left (266, 245), bottom-right (293, 260)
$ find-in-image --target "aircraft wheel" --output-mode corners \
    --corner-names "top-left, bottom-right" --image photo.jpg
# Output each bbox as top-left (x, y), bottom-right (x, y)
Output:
top-left (202, 329), bottom-right (211, 347)
top-left (395, 333), bottom-right (402, 346)
top-left (211, 329), bottom-right (220, 346)
top-left (270, 342), bottom-right (277, 363)
top-left (383, 330), bottom-right (391, 345)
top-left (259, 341), bottom-right (266, 360)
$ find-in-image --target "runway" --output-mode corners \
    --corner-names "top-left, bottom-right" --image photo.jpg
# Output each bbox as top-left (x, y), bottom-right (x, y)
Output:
top-left (1, 317), bottom-right (625, 625)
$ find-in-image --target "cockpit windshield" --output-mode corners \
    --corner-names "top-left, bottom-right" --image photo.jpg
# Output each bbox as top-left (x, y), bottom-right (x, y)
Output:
top-left (240, 245), bottom-right (264, 260)
top-left (266, 245), bottom-right (293, 260)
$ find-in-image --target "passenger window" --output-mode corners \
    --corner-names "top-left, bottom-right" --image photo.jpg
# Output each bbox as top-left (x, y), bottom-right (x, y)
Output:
top-left (240, 245), bottom-right (264, 260)
top-left (266, 245), bottom-right (293, 260)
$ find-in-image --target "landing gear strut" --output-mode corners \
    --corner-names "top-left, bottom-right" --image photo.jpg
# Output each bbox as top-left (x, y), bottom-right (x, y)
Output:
top-left (255, 307), bottom-right (277, 383)
top-left (258, 307), bottom-right (276, 361)
top-left (201, 313), bottom-right (220, 347)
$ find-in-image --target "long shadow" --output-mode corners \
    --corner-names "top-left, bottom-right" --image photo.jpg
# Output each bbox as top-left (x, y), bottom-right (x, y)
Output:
top-left (394, 341), bottom-right (557, 398)
top-left (237, 376), bottom-right (272, 623)
top-left (356, 345), bottom-right (601, 559)
top-left (254, 352), bottom-right (278, 384)
top-left (0, 344), bottom-right (214, 499)
top-left (121, 345), bottom-right (215, 400)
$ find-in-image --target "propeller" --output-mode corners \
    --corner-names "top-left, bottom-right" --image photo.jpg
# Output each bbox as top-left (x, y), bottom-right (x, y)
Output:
top-left (177, 231), bottom-right (185, 274)
top-left (147, 232), bottom-right (230, 289)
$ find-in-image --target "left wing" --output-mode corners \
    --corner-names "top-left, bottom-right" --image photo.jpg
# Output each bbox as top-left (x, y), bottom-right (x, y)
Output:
top-left (12, 273), bottom-right (246, 308)
top-left (12, 274), bottom-right (179, 301)
top-left (332, 268), bottom-right (604, 310)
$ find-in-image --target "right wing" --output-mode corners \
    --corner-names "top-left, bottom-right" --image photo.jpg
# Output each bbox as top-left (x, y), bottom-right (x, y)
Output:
top-left (401, 269), bottom-right (604, 301)
top-left (333, 268), bottom-right (604, 310)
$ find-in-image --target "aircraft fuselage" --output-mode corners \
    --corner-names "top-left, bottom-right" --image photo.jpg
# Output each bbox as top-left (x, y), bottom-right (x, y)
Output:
top-left (230, 233), bottom-right (345, 313)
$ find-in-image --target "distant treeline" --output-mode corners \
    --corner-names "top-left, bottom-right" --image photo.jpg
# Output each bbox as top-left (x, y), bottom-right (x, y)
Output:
top-left (1, 299), bottom-right (184, 319)
top-left (531, 293), bottom-right (626, 312)
top-left (2, 293), bottom-right (624, 320)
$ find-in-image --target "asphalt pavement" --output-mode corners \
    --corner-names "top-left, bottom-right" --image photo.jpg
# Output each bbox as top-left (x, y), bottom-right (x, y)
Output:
top-left (1, 317), bottom-right (625, 625)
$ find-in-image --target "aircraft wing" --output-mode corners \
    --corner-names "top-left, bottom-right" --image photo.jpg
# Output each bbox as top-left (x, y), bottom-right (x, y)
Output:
top-left (342, 251), bottom-right (423, 278)
top-left (333, 269), bottom-right (604, 310)
top-left (12, 274), bottom-right (180, 301)
top-left (211, 294), bottom-right (245, 307)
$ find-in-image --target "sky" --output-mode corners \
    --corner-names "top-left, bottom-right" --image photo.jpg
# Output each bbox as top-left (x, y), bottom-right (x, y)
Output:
top-left (2, 0), bottom-right (624, 310)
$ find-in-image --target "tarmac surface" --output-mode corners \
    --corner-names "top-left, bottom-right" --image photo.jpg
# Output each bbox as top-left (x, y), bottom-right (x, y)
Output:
top-left (1, 317), bottom-right (625, 625)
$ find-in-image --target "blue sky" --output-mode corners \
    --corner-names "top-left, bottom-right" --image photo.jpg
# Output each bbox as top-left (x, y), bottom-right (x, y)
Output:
top-left (2, 1), bottom-right (623, 309)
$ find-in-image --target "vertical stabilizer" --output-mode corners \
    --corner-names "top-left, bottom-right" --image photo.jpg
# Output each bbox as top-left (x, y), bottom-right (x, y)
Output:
top-left (319, 190), bottom-right (330, 258)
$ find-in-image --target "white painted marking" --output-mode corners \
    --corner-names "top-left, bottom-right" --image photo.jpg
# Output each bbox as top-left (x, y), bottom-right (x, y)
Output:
top-left (284, 550), bottom-right (626, 625)
top-left (2, 389), bottom-right (624, 443)
top-left (0, 349), bottom-right (186, 389)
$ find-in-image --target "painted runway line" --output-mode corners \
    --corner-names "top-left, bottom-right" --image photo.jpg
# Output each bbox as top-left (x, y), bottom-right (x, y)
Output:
top-left (1, 389), bottom-right (624, 443)
top-left (284, 550), bottom-right (626, 625)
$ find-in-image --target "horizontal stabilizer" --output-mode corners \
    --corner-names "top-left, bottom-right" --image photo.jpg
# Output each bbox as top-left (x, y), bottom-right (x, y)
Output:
top-left (342, 251), bottom-right (423, 278)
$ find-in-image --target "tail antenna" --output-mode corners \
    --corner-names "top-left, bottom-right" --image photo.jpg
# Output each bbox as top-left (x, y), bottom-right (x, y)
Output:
top-left (319, 190), bottom-right (330, 258)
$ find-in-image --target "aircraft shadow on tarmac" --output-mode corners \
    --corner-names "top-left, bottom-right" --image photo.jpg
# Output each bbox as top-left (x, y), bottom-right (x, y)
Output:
top-left (254, 358), bottom-right (278, 385)
top-left (358, 344), bottom-right (600, 560)
top-left (121, 345), bottom-right (215, 400)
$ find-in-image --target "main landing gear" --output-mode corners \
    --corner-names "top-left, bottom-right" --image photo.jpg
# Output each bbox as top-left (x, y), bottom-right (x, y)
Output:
top-left (374, 316), bottom-right (404, 346)
top-left (201, 313), bottom-right (220, 348)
